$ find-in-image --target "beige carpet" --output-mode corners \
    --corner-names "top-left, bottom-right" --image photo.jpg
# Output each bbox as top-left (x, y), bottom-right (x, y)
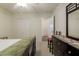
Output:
top-left (35, 41), bottom-right (53, 56)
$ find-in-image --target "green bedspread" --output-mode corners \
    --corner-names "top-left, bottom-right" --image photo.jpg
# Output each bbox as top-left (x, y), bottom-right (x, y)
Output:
top-left (0, 37), bottom-right (33, 56)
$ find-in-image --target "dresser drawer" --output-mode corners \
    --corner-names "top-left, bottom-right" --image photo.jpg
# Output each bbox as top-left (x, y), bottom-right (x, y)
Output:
top-left (66, 45), bottom-right (79, 56)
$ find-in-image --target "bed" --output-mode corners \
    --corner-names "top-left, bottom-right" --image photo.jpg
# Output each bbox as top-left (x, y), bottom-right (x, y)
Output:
top-left (0, 37), bottom-right (36, 56)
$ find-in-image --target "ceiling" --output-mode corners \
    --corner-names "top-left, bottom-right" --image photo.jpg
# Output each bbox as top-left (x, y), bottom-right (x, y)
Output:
top-left (0, 3), bottom-right (58, 13)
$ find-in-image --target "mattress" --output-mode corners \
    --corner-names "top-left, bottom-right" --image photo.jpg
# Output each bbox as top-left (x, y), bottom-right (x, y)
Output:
top-left (0, 39), bottom-right (21, 51)
top-left (0, 38), bottom-right (33, 56)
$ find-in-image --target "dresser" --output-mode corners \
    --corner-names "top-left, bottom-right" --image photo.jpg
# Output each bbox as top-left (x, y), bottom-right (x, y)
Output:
top-left (52, 35), bottom-right (79, 56)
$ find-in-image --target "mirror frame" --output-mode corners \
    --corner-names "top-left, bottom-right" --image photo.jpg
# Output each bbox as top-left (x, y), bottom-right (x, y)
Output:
top-left (66, 3), bottom-right (79, 40)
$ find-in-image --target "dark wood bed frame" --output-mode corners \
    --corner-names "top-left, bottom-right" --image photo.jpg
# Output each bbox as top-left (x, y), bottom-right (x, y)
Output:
top-left (22, 37), bottom-right (36, 56)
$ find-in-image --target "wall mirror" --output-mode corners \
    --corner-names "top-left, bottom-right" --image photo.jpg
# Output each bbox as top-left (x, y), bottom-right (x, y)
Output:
top-left (66, 3), bottom-right (79, 40)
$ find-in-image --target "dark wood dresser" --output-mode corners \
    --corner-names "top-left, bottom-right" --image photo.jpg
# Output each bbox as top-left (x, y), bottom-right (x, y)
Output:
top-left (52, 35), bottom-right (79, 56)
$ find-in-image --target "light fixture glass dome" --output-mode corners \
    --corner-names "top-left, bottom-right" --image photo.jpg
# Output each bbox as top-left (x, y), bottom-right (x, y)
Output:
top-left (16, 2), bottom-right (27, 7)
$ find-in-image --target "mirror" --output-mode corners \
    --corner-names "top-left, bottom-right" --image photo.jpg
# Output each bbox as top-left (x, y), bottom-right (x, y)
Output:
top-left (66, 3), bottom-right (79, 40)
top-left (68, 10), bottom-right (79, 39)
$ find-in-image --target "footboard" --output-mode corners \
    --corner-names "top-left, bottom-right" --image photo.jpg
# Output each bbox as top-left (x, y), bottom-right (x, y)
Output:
top-left (22, 37), bottom-right (36, 56)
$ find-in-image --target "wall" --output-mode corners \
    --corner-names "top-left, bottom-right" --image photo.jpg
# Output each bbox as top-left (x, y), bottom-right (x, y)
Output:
top-left (41, 16), bottom-right (54, 37)
top-left (13, 12), bottom-right (53, 39)
top-left (0, 7), bottom-right (14, 38)
top-left (13, 13), bottom-right (41, 40)
top-left (53, 3), bottom-right (68, 36)
top-left (41, 18), bottom-right (49, 36)
top-left (0, 7), bottom-right (42, 40)
top-left (0, 6), bottom-right (53, 40)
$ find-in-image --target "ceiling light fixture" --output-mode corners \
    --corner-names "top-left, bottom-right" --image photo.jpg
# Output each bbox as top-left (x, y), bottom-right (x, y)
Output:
top-left (16, 2), bottom-right (28, 8)
top-left (16, 3), bottom-right (27, 7)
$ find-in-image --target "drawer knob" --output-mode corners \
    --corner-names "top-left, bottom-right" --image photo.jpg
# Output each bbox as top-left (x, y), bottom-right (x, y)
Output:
top-left (68, 51), bottom-right (71, 54)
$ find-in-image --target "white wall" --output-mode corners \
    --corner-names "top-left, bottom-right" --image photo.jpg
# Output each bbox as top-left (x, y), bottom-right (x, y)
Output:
top-left (0, 8), bottom-right (14, 38)
top-left (13, 12), bottom-right (53, 39)
top-left (53, 3), bottom-right (68, 36)
top-left (13, 13), bottom-right (41, 40)
top-left (0, 7), bottom-right (42, 40)
top-left (41, 16), bottom-right (54, 36)
top-left (41, 18), bottom-right (49, 36)
top-left (0, 6), bottom-right (54, 39)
